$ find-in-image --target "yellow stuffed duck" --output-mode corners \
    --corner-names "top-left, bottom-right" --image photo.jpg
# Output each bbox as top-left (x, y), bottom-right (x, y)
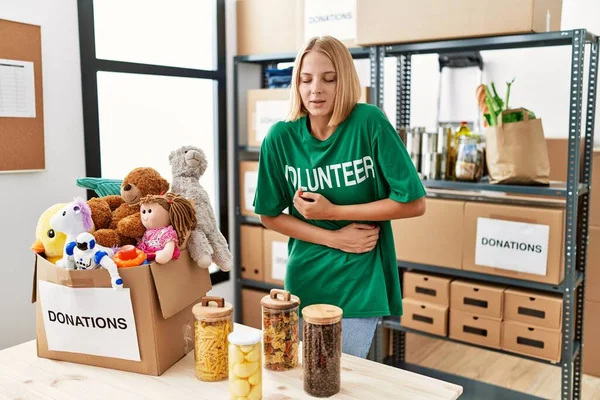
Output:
top-left (31, 203), bottom-right (68, 264)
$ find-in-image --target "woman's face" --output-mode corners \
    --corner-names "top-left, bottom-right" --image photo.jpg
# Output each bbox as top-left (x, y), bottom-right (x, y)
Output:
top-left (299, 51), bottom-right (337, 118)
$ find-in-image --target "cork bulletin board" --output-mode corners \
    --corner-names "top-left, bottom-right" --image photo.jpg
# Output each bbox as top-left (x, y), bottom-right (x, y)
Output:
top-left (0, 18), bottom-right (45, 172)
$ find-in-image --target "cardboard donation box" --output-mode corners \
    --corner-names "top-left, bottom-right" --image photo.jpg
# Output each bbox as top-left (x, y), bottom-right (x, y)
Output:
top-left (247, 89), bottom-right (291, 147)
top-left (239, 161), bottom-right (259, 217)
top-left (298, 0), bottom-right (359, 48)
top-left (463, 202), bottom-right (564, 285)
top-left (32, 249), bottom-right (212, 375)
top-left (263, 229), bottom-right (289, 286)
top-left (485, 109), bottom-right (551, 185)
top-left (392, 198), bottom-right (465, 270)
top-left (236, 0), bottom-right (299, 56)
top-left (355, 0), bottom-right (563, 46)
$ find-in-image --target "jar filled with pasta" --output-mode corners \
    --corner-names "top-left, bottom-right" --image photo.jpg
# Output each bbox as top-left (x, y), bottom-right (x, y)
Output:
top-left (192, 296), bottom-right (234, 382)
top-left (302, 304), bottom-right (343, 398)
top-left (260, 289), bottom-right (300, 371)
top-left (228, 329), bottom-right (262, 400)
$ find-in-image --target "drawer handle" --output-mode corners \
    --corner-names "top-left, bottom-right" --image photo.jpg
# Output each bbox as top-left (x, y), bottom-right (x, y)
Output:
top-left (518, 306), bottom-right (545, 319)
top-left (254, 269), bottom-right (259, 274)
top-left (416, 286), bottom-right (437, 297)
top-left (517, 336), bottom-right (544, 349)
top-left (241, 266), bottom-right (246, 272)
top-left (464, 297), bottom-right (488, 309)
top-left (463, 325), bottom-right (487, 337)
top-left (413, 314), bottom-right (433, 324)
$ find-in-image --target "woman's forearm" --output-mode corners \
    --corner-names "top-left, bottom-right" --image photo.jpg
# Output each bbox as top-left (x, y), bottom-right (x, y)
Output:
top-left (259, 214), bottom-right (335, 248)
top-left (331, 197), bottom-right (426, 221)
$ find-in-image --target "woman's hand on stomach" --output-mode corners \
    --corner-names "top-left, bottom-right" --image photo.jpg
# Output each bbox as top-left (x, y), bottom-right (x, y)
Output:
top-left (330, 223), bottom-right (380, 254)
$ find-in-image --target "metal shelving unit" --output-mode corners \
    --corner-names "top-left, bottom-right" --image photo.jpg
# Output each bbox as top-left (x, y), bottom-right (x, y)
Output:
top-left (373, 29), bottom-right (599, 400)
top-left (232, 46), bottom-right (378, 323)
top-left (231, 28), bottom-right (599, 400)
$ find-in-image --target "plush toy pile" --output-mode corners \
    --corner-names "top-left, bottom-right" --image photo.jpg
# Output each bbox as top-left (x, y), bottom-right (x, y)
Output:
top-left (31, 145), bottom-right (233, 288)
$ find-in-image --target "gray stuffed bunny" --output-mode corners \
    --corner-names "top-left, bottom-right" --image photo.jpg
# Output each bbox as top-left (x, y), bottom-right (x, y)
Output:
top-left (169, 145), bottom-right (233, 272)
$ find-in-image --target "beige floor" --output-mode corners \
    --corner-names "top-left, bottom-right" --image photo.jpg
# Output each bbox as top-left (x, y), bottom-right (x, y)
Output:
top-left (405, 333), bottom-right (600, 400)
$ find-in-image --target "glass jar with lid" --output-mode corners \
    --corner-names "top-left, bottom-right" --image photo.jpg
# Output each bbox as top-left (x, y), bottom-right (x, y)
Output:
top-left (302, 304), bottom-right (343, 398)
top-left (455, 135), bottom-right (484, 182)
top-left (192, 296), bottom-right (233, 382)
top-left (228, 328), bottom-right (262, 400)
top-left (261, 289), bottom-right (300, 371)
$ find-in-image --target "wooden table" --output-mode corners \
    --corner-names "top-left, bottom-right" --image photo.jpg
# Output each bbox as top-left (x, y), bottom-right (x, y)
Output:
top-left (0, 325), bottom-right (462, 399)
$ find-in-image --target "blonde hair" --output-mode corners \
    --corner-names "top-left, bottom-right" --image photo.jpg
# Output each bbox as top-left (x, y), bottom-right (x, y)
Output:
top-left (286, 36), bottom-right (362, 127)
top-left (140, 192), bottom-right (197, 245)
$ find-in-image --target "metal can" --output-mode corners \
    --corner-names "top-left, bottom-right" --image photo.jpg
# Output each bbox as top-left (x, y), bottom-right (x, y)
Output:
top-left (406, 127), bottom-right (424, 171)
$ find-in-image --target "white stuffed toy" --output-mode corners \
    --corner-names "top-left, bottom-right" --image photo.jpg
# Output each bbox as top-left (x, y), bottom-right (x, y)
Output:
top-left (169, 145), bottom-right (233, 272)
top-left (65, 232), bottom-right (124, 290)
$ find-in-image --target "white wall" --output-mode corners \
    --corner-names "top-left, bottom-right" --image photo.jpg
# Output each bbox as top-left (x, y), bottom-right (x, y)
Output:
top-left (0, 0), bottom-right (86, 350)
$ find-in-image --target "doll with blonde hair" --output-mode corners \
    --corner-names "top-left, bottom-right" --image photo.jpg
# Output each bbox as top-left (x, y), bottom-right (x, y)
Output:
top-left (138, 192), bottom-right (197, 264)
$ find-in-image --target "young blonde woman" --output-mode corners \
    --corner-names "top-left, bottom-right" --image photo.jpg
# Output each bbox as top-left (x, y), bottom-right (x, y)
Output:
top-left (253, 36), bottom-right (426, 358)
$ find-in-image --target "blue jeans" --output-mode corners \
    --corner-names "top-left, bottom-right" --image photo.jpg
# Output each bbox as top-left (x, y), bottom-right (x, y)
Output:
top-left (299, 317), bottom-right (380, 359)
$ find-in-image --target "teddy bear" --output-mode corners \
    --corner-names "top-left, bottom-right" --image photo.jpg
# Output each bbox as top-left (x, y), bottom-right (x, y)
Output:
top-left (169, 145), bottom-right (233, 272)
top-left (91, 167), bottom-right (170, 248)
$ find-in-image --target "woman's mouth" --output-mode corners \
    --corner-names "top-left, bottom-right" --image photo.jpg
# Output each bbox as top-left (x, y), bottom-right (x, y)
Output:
top-left (311, 99), bottom-right (326, 107)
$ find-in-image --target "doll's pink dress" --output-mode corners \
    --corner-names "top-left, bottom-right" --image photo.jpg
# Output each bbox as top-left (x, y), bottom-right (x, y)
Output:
top-left (137, 225), bottom-right (180, 261)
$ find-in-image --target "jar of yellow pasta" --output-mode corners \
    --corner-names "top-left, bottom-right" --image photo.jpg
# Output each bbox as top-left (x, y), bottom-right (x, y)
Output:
top-left (228, 329), bottom-right (262, 400)
top-left (192, 296), bottom-right (233, 382)
top-left (260, 289), bottom-right (300, 371)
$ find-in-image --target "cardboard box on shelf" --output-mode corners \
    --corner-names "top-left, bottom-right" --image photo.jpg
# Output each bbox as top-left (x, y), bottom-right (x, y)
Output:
top-left (403, 272), bottom-right (452, 306)
top-left (263, 229), bottom-right (289, 286)
top-left (236, 0), bottom-right (300, 56)
top-left (503, 288), bottom-right (563, 330)
top-left (449, 309), bottom-right (502, 349)
top-left (31, 250), bottom-right (212, 376)
top-left (583, 300), bottom-right (600, 378)
top-left (241, 288), bottom-right (269, 330)
top-left (246, 87), bottom-right (371, 147)
top-left (501, 320), bottom-right (561, 363)
top-left (400, 298), bottom-right (448, 337)
top-left (239, 161), bottom-right (258, 217)
top-left (247, 89), bottom-right (291, 148)
top-left (296, 0), bottom-right (359, 49)
top-left (462, 202), bottom-right (565, 285)
top-left (392, 198), bottom-right (465, 270)
top-left (240, 225), bottom-right (264, 282)
top-left (450, 280), bottom-right (505, 320)
top-left (355, 0), bottom-right (563, 46)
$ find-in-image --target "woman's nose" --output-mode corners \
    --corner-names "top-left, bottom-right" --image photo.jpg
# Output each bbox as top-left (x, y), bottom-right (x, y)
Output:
top-left (311, 81), bottom-right (322, 94)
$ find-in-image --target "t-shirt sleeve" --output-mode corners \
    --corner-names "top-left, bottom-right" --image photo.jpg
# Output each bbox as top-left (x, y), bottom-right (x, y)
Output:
top-left (373, 117), bottom-right (427, 203)
top-left (253, 128), bottom-right (290, 216)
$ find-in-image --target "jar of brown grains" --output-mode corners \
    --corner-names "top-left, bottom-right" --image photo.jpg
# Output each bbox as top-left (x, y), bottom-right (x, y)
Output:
top-left (301, 304), bottom-right (343, 398)
top-left (260, 289), bottom-right (300, 371)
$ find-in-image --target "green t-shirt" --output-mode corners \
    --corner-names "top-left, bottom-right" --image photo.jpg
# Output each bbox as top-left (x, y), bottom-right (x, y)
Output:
top-left (253, 103), bottom-right (426, 318)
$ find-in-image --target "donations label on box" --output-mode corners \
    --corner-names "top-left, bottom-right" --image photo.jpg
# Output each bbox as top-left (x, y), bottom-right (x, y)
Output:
top-left (255, 100), bottom-right (288, 142)
top-left (271, 240), bottom-right (288, 281)
top-left (475, 217), bottom-right (550, 276)
top-left (304, 0), bottom-right (356, 41)
top-left (244, 170), bottom-right (258, 213)
top-left (39, 280), bottom-right (141, 361)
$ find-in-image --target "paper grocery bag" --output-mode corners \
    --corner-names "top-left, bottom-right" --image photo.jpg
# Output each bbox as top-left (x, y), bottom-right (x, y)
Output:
top-left (485, 108), bottom-right (550, 185)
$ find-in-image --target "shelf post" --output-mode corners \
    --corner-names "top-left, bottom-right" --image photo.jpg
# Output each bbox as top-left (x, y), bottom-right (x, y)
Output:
top-left (562, 29), bottom-right (587, 400)
top-left (573, 34), bottom-right (599, 400)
